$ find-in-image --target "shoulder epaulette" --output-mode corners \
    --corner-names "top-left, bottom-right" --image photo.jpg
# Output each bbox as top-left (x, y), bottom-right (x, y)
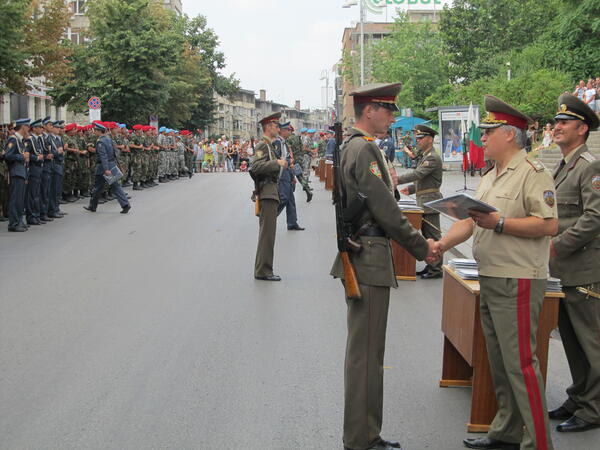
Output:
top-left (526, 155), bottom-right (545, 172)
top-left (362, 136), bottom-right (375, 142)
top-left (580, 151), bottom-right (596, 163)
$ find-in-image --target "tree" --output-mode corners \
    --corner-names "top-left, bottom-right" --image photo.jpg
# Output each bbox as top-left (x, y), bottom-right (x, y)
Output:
top-left (439, 0), bottom-right (558, 83)
top-left (0, 0), bottom-right (71, 94)
top-left (52, 0), bottom-right (185, 124)
top-left (371, 14), bottom-right (449, 117)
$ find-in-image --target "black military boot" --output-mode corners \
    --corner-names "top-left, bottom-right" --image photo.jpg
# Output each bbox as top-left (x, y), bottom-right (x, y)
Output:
top-left (133, 182), bottom-right (143, 191)
top-left (80, 189), bottom-right (91, 198)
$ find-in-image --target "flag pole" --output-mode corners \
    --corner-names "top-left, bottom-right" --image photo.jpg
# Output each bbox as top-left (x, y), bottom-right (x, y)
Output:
top-left (456, 131), bottom-right (475, 192)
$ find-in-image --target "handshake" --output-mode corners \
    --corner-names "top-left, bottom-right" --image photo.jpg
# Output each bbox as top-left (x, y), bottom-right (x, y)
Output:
top-left (426, 239), bottom-right (445, 264)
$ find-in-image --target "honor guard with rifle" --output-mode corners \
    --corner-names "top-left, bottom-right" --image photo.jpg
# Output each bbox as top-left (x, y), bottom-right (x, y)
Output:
top-left (397, 124), bottom-right (444, 279)
top-left (329, 83), bottom-right (437, 450)
top-left (4, 118), bottom-right (31, 231)
top-left (250, 112), bottom-right (289, 281)
top-left (547, 93), bottom-right (600, 433)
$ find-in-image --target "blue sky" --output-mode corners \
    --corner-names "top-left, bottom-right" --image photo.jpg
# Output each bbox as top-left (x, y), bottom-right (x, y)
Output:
top-left (184, 0), bottom-right (451, 109)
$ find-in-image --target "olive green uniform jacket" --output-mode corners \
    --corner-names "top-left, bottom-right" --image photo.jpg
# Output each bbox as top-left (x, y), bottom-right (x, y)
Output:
top-left (396, 146), bottom-right (443, 214)
top-left (251, 137), bottom-right (280, 202)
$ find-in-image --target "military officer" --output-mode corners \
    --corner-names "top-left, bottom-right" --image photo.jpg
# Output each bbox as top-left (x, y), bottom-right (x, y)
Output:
top-left (40, 117), bottom-right (55, 221)
top-left (84, 122), bottom-right (130, 214)
top-left (274, 121), bottom-right (304, 231)
top-left (251, 112), bottom-right (288, 281)
top-left (547, 94), bottom-right (600, 433)
top-left (397, 124), bottom-right (444, 279)
top-left (330, 83), bottom-right (435, 450)
top-left (4, 118), bottom-right (31, 231)
top-left (436, 96), bottom-right (557, 450)
top-left (25, 119), bottom-right (46, 225)
top-left (48, 120), bottom-right (66, 217)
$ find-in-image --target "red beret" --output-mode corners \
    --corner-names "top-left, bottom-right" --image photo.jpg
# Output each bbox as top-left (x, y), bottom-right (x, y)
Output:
top-left (132, 124), bottom-right (143, 131)
top-left (65, 123), bottom-right (77, 132)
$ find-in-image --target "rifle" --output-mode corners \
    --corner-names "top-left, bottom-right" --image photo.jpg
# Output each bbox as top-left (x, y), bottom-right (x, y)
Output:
top-left (331, 122), bottom-right (362, 300)
top-left (250, 137), bottom-right (261, 217)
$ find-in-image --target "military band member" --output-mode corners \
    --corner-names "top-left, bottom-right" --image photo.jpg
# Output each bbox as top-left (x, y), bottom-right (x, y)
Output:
top-left (25, 119), bottom-right (46, 225)
top-left (251, 112), bottom-right (288, 281)
top-left (84, 122), bottom-right (131, 214)
top-left (547, 94), bottom-right (600, 433)
top-left (4, 118), bottom-right (31, 231)
top-left (398, 124), bottom-right (444, 279)
top-left (330, 83), bottom-right (436, 450)
top-left (436, 96), bottom-right (557, 450)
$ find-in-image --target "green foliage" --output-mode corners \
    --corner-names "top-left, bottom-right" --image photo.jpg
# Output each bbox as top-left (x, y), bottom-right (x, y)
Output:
top-left (543, 0), bottom-right (600, 78)
top-left (440, 0), bottom-right (557, 83)
top-left (0, 0), bottom-right (71, 94)
top-left (425, 69), bottom-right (572, 122)
top-left (51, 0), bottom-right (238, 128)
top-left (371, 14), bottom-right (449, 117)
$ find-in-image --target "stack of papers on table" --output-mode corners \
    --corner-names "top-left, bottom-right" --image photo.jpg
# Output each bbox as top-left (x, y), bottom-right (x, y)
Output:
top-left (546, 277), bottom-right (563, 292)
top-left (397, 199), bottom-right (422, 211)
top-left (449, 259), bottom-right (479, 280)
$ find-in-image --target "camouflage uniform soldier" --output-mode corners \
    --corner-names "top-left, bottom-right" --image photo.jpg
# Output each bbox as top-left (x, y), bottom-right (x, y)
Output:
top-left (129, 125), bottom-right (145, 190)
top-left (157, 127), bottom-right (168, 182)
top-left (85, 125), bottom-right (97, 192)
top-left (63, 123), bottom-right (81, 202)
top-left (143, 126), bottom-right (157, 186)
top-left (74, 126), bottom-right (90, 197)
top-left (148, 127), bottom-right (159, 185)
top-left (287, 130), bottom-right (312, 202)
top-left (114, 126), bottom-right (132, 187)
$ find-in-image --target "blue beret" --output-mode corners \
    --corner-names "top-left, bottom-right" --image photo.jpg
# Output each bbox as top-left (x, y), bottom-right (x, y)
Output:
top-left (30, 119), bottom-right (43, 128)
top-left (159, 126), bottom-right (166, 132)
top-left (307, 129), bottom-right (316, 133)
top-left (93, 122), bottom-right (107, 131)
top-left (15, 118), bottom-right (31, 126)
top-left (299, 128), bottom-right (307, 133)
top-left (118, 123), bottom-right (126, 128)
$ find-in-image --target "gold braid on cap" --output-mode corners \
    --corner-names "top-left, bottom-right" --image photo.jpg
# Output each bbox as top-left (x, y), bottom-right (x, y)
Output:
top-left (482, 112), bottom-right (507, 124)
top-left (557, 104), bottom-right (586, 121)
top-left (371, 98), bottom-right (396, 104)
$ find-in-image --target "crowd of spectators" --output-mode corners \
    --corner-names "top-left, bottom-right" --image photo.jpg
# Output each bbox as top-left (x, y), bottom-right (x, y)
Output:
top-left (193, 136), bottom-right (253, 173)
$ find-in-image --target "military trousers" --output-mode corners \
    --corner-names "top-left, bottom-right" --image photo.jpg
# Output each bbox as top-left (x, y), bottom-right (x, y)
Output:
top-left (0, 172), bottom-right (8, 218)
top-left (26, 173), bottom-right (41, 221)
top-left (254, 198), bottom-right (278, 278)
top-left (343, 282), bottom-right (389, 450)
top-left (558, 286), bottom-right (600, 423)
top-left (49, 170), bottom-right (63, 215)
top-left (421, 212), bottom-right (442, 275)
top-left (40, 170), bottom-right (52, 217)
top-left (8, 176), bottom-right (26, 228)
top-left (301, 154), bottom-right (312, 180)
top-left (90, 174), bottom-right (129, 209)
top-left (277, 176), bottom-right (298, 228)
top-left (131, 152), bottom-right (143, 183)
top-left (479, 276), bottom-right (553, 450)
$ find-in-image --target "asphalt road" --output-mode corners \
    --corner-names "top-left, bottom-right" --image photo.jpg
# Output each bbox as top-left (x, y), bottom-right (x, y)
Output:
top-left (0, 172), bottom-right (597, 449)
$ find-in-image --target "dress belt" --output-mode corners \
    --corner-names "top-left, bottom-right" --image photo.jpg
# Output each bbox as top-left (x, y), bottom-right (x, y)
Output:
top-left (416, 188), bottom-right (440, 196)
top-left (360, 226), bottom-right (386, 237)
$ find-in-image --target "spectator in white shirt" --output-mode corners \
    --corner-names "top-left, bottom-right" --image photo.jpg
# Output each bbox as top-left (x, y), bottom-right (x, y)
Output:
top-left (573, 80), bottom-right (586, 100)
top-left (584, 79), bottom-right (597, 112)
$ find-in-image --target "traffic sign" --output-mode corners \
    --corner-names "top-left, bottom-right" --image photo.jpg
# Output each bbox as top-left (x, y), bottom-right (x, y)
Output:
top-left (88, 97), bottom-right (101, 110)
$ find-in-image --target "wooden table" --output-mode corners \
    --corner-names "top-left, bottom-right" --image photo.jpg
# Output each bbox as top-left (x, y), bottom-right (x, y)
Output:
top-left (325, 161), bottom-right (334, 191)
top-left (391, 209), bottom-right (423, 281)
top-left (318, 159), bottom-right (326, 182)
top-left (440, 266), bottom-right (563, 432)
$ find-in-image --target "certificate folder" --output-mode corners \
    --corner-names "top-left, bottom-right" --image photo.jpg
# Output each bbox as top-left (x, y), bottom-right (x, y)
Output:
top-left (103, 165), bottom-right (123, 185)
top-left (424, 193), bottom-right (497, 220)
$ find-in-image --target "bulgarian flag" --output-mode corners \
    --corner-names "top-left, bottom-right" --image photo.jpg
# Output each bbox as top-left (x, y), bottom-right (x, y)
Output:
top-left (468, 103), bottom-right (485, 169)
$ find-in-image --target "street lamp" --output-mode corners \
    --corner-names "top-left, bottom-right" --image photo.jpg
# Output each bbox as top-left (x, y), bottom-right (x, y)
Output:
top-left (342, 0), bottom-right (364, 86)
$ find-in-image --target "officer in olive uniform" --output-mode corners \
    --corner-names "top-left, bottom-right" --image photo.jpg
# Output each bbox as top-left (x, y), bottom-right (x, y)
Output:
top-left (251, 112), bottom-right (288, 281)
top-left (438, 96), bottom-right (557, 450)
top-left (4, 118), bottom-right (31, 231)
top-left (547, 94), bottom-right (600, 433)
top-left (397, 124), bottom-right (443, 278)
top-left (330, 83), bottom-right (435, 450)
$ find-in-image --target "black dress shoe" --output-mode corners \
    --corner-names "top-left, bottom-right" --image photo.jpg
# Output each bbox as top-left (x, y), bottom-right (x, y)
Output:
top-left (120, 204), bottom-right (131, 214)
top-left (8, 226), bottom-right (27, 232)
top-left (26, 219), bottom-right (41, 225)
top-left (548, 406), bottom-right (572, 421)
top-left (380, 438), bottom-right (401, 448)
top-left (40, 216), bottom-right (53, 222)
top-left (254, 275), bottom-right (282, 281)
top-left (83, 205), bottom-right (97, 212)
top-left (416, 267), bottom-right (429, 276)
top-left (288, 224), bottom-right (305, 230)
top-left (463, 437), bottom-right (519, 449)
top-left (421, 271), bottom-right (443, 279)
top-left (38, 218), bottom-right (47, 224)
top-left (306, 191), bottom-right (313, 202)
top-left (48, 213), bottom-right (63, 218)
top-left (345, 442), bottom-right (398, 450)
top-left (557, 415), bottom-right (600, 432)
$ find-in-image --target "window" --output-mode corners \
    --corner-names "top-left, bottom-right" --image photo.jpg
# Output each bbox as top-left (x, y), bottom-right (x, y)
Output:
top-left (69, 0), bottom-right (86, 15)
